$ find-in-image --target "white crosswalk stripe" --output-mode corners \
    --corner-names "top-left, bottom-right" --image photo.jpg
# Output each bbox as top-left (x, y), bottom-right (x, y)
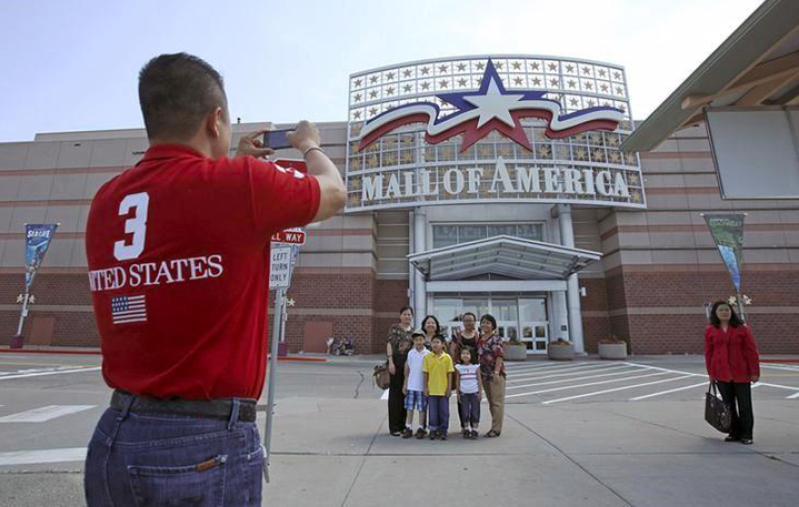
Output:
top-left (0, 366), bottom-right (101, 381)
top-left (0, 405), bottom-right (97, 423)
top-left (0, 447), bottom-right (87, 466)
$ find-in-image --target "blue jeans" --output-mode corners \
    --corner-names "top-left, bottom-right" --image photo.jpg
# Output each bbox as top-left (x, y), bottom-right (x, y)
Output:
top-left (85, 398), bottom-right (263, 506)
top-left (427, 395), bottom-right (450, 435)
top-left (459, 392), bottom-right (480, 427)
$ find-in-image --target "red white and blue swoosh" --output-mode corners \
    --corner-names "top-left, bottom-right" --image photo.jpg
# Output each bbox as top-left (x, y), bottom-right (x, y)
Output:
top-left (357, 60), bottom-right (624, 153)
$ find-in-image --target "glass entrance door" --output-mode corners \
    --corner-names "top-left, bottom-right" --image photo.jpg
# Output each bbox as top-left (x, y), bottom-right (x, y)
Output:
top-left (520, 298), bottom-right (549, 353)
top-left (431, 296), bottom-right (549, 354)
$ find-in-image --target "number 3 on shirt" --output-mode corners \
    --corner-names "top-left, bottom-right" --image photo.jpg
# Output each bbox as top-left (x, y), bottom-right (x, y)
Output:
top-left (113, 192), bottom-right (149, 261)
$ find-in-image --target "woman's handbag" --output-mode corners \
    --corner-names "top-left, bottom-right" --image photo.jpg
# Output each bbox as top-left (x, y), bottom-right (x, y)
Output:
top-left (704, 381), bottom-right (732, 433)
top-left (373, 363), bottom-right (391, 390)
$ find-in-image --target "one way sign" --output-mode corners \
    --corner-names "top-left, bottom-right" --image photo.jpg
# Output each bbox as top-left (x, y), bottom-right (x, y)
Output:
top-left (271, 229), bottom-right (306, 245)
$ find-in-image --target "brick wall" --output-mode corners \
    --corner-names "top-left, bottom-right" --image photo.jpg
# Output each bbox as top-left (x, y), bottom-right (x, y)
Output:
top-left (0, 273), bottom-right (98, 346)
top-left (606, 269), bottom-right (799, 354)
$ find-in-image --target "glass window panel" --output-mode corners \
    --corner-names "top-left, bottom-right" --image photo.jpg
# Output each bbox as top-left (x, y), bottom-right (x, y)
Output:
top-left (431, 298), bottom-right (461, 324)
top-left (516, 224), bottom-right (544, 241)
top-left (492, 299), bottom-right (518, 321)
top-left (432, 225), bottom-right (458, 248)
top-left (535, 325), bottom-right (547, 338)
top-left (458, 225), bottom-right (487, 243)
top-left (463, 298), bottom-right (489, 319)
top-left (507, 327), bottom-right (518, 340)
top-left (523, 326), bottom-right (533, 338)
top-left (535, 341), bottom-right (547, 351)
top-left (526, 341), bottom-right (534, 350)
top-left (487, 225), bottom-right (515, 238)
top-left (519, 298), bottom-right (547, 321)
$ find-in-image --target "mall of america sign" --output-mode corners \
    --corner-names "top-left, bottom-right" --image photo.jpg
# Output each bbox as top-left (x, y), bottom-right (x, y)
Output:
top-left (345, 55), bottom-right (645, 212)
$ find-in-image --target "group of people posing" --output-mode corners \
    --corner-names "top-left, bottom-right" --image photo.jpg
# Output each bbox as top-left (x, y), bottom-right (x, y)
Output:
top-left (383, 299), bottom-right (762, 445)
top-left (385, 307), bottom-right (506, 440)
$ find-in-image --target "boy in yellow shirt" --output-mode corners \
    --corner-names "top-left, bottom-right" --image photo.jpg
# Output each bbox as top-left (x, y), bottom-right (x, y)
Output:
top-left (423, 335), bottom-right (455, 440)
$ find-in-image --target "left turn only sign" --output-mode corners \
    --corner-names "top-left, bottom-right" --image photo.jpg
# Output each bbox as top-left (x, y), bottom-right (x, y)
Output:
top-left (269, 245), bottom-right (293, 288)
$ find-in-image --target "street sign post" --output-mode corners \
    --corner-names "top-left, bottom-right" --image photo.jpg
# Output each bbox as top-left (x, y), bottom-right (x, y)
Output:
top-left (263, 228), bottom-right (305, 483)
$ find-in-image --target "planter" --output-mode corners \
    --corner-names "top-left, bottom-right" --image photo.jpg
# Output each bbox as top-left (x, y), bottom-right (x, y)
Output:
top-left (504, 343), bottom-right (527, 361)
top-left (598, 343), bottom-right (627, 360)
top-left (548, 343), bottom-right (574, 361)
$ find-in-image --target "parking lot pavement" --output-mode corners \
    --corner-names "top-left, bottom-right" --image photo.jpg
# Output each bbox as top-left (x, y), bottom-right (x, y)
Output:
top-left (1, 353), bottom-right (797, 506)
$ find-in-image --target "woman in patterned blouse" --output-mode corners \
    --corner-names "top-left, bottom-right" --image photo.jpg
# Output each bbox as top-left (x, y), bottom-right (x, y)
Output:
top-left (478, 314), bottom-right (506, 437)
top-left (387, 306), bottom-right (414, 375)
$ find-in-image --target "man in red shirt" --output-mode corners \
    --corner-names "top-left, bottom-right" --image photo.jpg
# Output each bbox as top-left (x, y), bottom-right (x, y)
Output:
top-left (84, 53), bottom-right (346, 506)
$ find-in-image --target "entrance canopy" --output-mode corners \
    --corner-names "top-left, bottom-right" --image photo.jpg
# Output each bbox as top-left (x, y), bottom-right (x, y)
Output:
top-left (408, 235), bottom-right (601, 281)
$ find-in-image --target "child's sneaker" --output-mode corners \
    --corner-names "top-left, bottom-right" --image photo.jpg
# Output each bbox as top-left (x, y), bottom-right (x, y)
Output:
top-left (439, 433), bottom-right (448, 441)
top-left (470, 430), bottom-right (479, 439)
top-left (415, 428), bottom-right (428, 439)
top-left (402, 428), bottom-right (413, 439)
top-left (461, 428), bottom-right (470, 438)
top-left (429, 430), bottom-right (439, 440)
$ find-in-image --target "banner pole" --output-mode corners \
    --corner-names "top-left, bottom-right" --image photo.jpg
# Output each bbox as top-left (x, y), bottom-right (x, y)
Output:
top-left (15, 291), bottom-right (29, 335)
top-left (263, 287), bottom-right (283, 483)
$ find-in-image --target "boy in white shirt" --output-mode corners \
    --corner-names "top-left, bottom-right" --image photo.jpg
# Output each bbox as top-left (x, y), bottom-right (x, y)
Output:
top-left (455, 348), bottom-right (483, 439)
top-left (402, 330), bottom-right (431, 439)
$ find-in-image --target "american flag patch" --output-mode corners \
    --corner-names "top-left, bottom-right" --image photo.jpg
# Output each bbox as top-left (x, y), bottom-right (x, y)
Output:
top-left (111, 295), bottom-right (147, 325)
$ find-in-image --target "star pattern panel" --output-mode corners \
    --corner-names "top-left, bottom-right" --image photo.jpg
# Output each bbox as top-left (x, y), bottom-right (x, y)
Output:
top-left (346, 55), bottom-right (642, 212)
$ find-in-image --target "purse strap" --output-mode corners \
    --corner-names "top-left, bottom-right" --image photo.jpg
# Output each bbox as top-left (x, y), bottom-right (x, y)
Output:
top-left (708, 380), bottom-right (719, 396)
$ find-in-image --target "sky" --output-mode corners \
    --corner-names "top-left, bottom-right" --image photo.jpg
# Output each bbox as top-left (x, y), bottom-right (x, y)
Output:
top-left (0, 0), bottom-right (764, 142)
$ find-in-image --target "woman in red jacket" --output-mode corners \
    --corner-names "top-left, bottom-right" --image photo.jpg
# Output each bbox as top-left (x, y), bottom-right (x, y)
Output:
top-left (705, 301), bottom-right (760, 445)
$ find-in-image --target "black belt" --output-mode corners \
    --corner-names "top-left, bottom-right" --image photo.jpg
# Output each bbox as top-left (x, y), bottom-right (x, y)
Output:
top-left (111, 390), bottom-right (257, 423)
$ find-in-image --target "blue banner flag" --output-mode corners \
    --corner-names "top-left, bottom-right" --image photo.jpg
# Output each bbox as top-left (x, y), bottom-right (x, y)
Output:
top-left (24, 223), bottom-right (58, 291)
top-left (703, 214), bottom-right (745, 293)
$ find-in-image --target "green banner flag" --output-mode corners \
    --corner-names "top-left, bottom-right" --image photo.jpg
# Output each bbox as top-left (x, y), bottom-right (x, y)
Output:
top-left (703, 213), bottom-right (745, 293)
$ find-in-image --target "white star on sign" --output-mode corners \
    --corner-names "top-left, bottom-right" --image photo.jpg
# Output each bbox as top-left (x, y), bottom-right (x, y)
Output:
top-left (463, 76), bottom-right (525, 128)
top-left (287, 298), bottom-right (296, 307)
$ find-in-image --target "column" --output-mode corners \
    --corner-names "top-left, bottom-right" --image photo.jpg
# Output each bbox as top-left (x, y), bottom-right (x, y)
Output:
top-left (413, 208), bottom-right (427, 320)
top-left (558, 204), bottom-right (585, 354)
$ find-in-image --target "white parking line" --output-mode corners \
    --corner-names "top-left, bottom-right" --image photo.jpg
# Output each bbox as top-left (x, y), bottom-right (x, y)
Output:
top-left (506, 371), bottom-right (668, 399)
top-left (786, 391), bottom-right (799, 400)
top-left (543, 375), bottom-right (694, 405)
top-left (625, 362), bottom-right (799, 396)
top-left (0, 366), bottom-right (101, 381)
top-left (507, 364), bottom-right (635, 382)
top-left (0, 405), bottom-right (97, 423)
top-left (762, 364), bottom-right (799, 373)
top-left (629, 382), bottom-right (708, 401)
top-left (507, 363), bottom-right (621, 380)
top-left (504, 362), bottom-right (559, 370)
top-left (507, 366), bottom-right (642, 389)
top-left (0, 447), bottom-right (86, 466)
top-left (505, 361), bottom-right (595, 371)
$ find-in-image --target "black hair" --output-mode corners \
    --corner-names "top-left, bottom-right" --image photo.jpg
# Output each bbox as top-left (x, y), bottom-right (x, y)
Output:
top-left (480, 314), bottom-right (497, 332)
top-left (460, 347), bottom-right (473, 363)
top-left (138, 53), bottom-right (228, 141)
top-left (708, 301), bottom-right (743, 328)
top-left (462, 312), bottom-right (477, 322)
top-left (400, 306), bottom-right (414, 316)
top-left (421, 315), bottom-right (441, 335)
top-left (431, 335), bottom-right (444, 343)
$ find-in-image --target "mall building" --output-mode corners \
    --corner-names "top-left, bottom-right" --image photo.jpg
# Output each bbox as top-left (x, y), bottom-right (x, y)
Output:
top-left (1, 50), bottom-right (798, 355)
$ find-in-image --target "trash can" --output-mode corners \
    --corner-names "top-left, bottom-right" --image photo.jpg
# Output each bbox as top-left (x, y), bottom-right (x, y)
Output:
top-left (9, 334), bottom-right (24, 349)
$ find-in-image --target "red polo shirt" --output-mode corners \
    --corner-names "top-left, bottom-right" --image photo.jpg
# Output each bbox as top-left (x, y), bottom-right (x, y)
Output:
top-left (85, 145), bottom-right (320, 399)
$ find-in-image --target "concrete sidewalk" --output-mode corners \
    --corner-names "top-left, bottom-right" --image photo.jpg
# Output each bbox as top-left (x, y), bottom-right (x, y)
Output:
top-left (261, 395), bottom-right (799, 507)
